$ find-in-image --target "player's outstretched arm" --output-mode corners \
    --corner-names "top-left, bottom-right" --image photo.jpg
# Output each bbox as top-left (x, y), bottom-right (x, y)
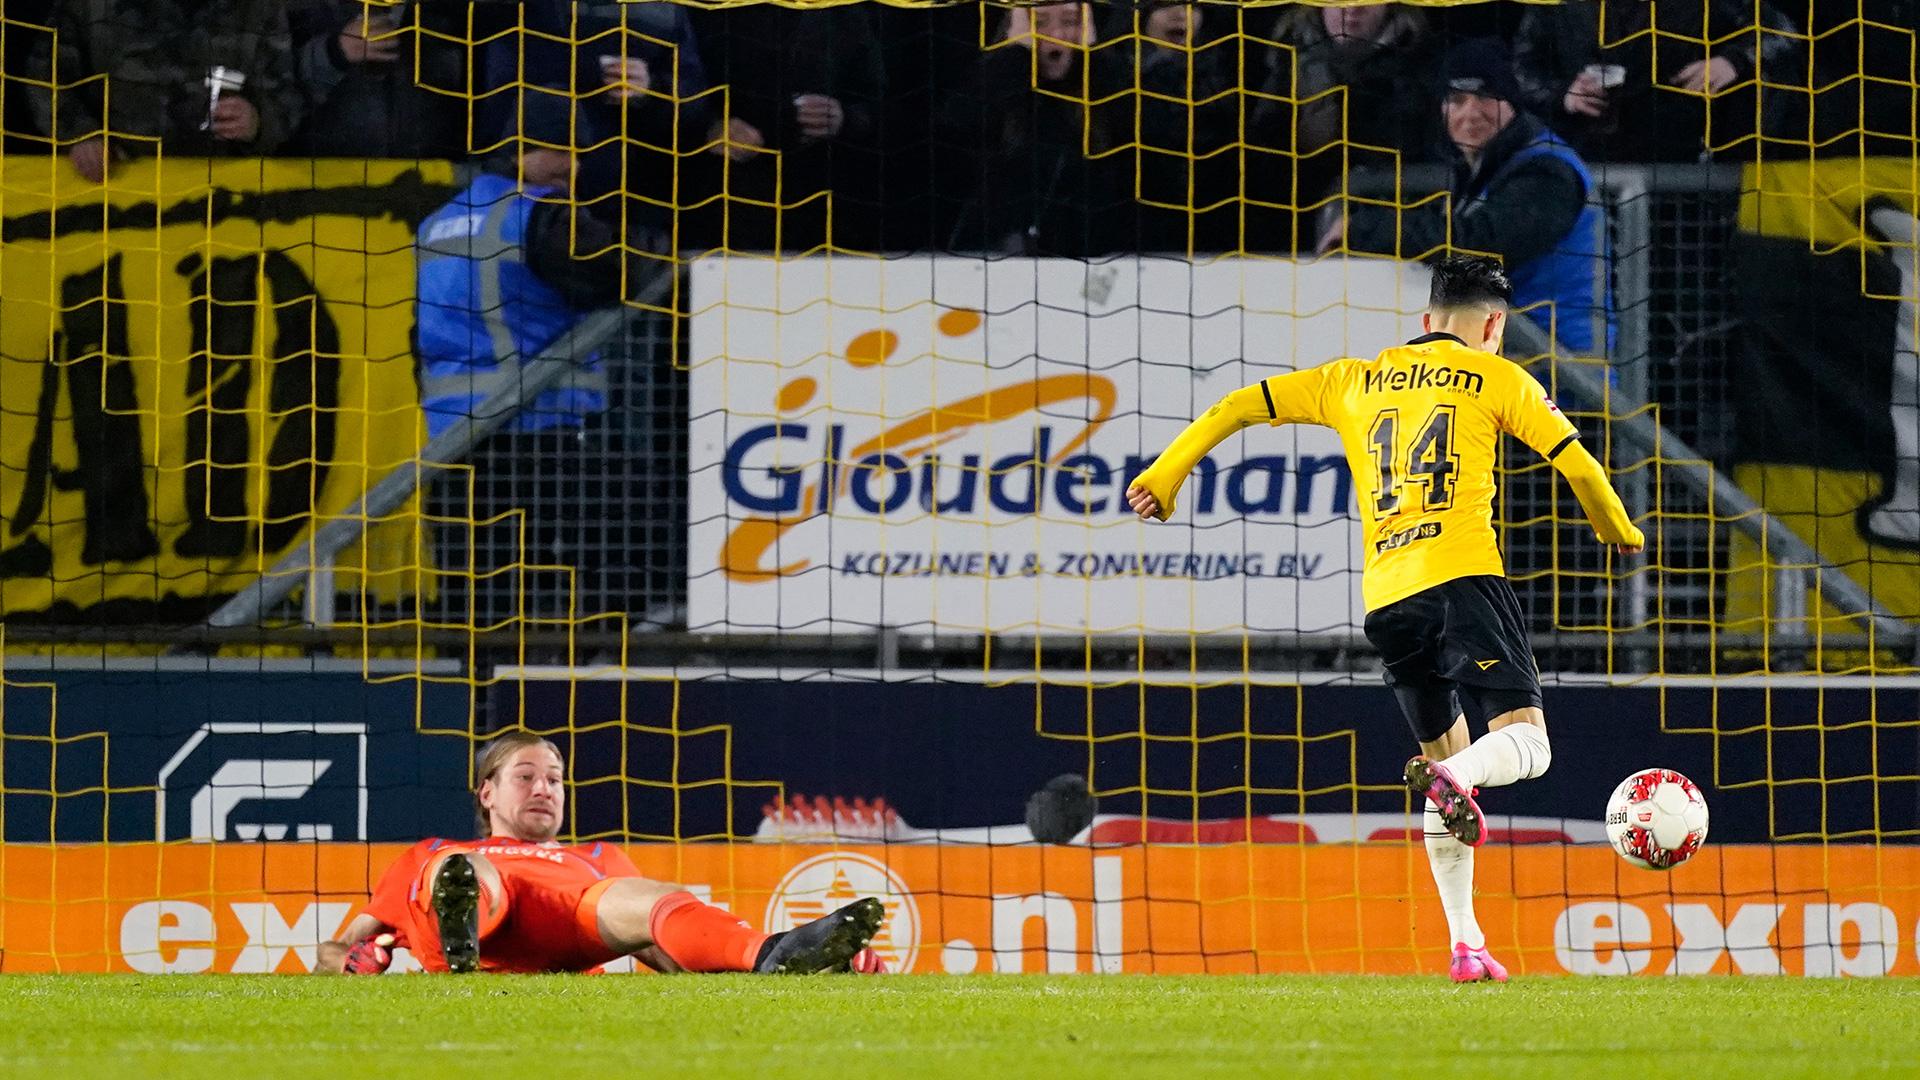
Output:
top-left (1551, 439), bottom-right (1646, 555)
top-left (315, 912), bottom-right (393, 975)
top-left (1501, 370), bottom-right (1643, 555)
top-left (1126, 382), bottom-right (1281, 521)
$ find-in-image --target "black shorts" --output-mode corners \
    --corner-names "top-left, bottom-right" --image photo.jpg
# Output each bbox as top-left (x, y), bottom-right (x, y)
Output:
top-left (1362, 575), bottom-right (1543, 743)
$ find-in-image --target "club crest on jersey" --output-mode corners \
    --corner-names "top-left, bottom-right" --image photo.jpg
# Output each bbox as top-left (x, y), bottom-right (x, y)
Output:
top-left (1362, 363), bottom-right (1484, 397)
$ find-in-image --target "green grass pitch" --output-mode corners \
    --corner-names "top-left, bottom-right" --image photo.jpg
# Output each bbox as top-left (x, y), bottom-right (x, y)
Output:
top-left (2, 975), bottom-right (1915, 1079)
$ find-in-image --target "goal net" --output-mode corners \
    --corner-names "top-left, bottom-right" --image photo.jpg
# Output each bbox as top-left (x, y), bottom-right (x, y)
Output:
top-left (0, 0), bottom-right (1915, 977)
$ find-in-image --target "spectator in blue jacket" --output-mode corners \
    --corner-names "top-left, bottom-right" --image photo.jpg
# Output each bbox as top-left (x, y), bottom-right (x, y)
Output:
top-left (1323, 39), bottom-right (1615, 357)
top-left (415, 94), bottom-right (667, 623)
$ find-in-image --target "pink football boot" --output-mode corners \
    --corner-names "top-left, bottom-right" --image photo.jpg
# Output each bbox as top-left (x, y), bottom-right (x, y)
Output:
top-left (1406, 756), bottom-right (1487, 847)
top-left (1449, 942), bottom-right (1510, 983)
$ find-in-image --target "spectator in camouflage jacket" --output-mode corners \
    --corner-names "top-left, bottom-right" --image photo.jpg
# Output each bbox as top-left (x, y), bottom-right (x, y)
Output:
top-left (25, 0), bottom-right (305, 181)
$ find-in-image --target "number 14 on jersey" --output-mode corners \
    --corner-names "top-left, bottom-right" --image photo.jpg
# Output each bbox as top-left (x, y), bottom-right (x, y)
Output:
top-left (1367, 406), bottom-right (1459, 515)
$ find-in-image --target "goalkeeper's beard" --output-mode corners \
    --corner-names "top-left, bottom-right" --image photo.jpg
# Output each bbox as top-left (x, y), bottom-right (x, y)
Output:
top-left (494, 804), bottom-right (563, 842)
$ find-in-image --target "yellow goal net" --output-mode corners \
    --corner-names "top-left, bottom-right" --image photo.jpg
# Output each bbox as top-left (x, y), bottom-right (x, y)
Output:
top-left (0, 0), bottom-right (1915, 977)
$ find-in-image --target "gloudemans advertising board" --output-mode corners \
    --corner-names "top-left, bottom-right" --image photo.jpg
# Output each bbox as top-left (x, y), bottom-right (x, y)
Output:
top-left (688, 257), bottom-right (1433, 635)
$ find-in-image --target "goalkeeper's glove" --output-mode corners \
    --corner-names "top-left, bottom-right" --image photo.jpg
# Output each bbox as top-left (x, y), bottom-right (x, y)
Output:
top-left (343, 933), bottom-right (397, 975)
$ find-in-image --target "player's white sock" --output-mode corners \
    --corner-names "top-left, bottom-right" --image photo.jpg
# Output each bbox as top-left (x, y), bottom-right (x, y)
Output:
top-left (1424, 803), bottom-right (1484, 949)
top-left (1441, 722), bottom-right (1551, 789)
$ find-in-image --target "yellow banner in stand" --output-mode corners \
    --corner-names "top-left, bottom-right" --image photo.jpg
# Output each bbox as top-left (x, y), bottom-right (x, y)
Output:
top-left (0, 157), bottom-right (453, 619)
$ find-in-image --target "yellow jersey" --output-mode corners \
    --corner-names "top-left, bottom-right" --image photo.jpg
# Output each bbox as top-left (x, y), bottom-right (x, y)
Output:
top-left (1133, 332), bottom-right (1640, 612)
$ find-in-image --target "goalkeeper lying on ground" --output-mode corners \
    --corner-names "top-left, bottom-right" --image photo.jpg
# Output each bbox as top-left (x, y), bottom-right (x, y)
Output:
top-left (316, 732), bottom-right (886, 975)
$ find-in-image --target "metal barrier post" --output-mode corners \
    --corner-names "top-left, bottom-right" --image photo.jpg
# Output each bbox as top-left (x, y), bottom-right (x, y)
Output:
top-left (1506, 316), bottom-right (1917, 654)
top-left (1605, 170), bottom-right (1655, 665)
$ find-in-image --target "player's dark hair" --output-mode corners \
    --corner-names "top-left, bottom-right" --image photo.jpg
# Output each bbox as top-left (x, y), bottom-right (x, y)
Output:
top-left (1428, 254), bottom-right (1514, 309)
top-left (474, 731), bottom-right (565, 836)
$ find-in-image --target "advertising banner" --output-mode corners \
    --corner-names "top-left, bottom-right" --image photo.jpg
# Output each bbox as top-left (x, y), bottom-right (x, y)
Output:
top-left (689, 256), bottom-right (1435, 635)
top-left (494, 678), bottom-right (1920, 846)
top-left (0, 670), bottom-right (474, 843)
top-left (4, 842), bottom-right (1915, 977)
top-left (0, 157), bottom-right (454, 619)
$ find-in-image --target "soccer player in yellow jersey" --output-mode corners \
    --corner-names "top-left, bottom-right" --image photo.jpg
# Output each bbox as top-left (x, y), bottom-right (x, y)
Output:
top-left (1125, 255), bottom-right (1645, 983)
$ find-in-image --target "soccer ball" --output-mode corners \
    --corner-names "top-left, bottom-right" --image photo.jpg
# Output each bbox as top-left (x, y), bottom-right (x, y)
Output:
top-left (1605, 768), bottom-right (1709, 870)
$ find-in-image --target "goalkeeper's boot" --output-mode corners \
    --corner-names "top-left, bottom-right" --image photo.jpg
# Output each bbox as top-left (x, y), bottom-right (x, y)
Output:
top-left (432, 853), bottom-right (482, 974)
top-left (1450, 942), bottom-right (1509, 984)
top-left (754, 897), bottom-right (885, 974)
top-left (1406, 756), bottom-right (1486, 848)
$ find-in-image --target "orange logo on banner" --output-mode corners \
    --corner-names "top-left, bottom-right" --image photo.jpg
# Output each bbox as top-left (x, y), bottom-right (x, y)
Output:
top-left (765, 852), bottom-right (920, 973)
top-left (4, 843), bottom-right (1917, 977)
top-left (718, 310), bottom-right (1119, 582)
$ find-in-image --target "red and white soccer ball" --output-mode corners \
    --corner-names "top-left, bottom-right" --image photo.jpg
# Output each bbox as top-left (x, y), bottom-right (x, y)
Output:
top-left (1605, 768), bottom-right (1710, 871)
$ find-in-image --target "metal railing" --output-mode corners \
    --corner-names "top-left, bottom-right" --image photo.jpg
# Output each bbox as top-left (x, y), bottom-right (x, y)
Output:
top-left (202, 304), bottom-right (651, 634)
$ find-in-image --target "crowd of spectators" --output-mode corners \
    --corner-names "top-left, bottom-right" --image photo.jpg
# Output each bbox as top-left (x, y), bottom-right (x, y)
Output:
top-left (8, 0), bottom-right (1913, 260)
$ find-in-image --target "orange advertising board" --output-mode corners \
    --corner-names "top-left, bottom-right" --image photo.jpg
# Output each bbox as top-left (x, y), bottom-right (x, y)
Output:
top-left (2, 843), bottom-right (1916, 977)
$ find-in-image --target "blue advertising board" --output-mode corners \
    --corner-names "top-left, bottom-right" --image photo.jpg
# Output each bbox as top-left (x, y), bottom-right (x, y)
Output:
top-left (1, 668), bottom-right (474, 842)
top-left (494, 677), bottom-right (1920, 844)
top-left (8, 667), bottom-right (1915, 846)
